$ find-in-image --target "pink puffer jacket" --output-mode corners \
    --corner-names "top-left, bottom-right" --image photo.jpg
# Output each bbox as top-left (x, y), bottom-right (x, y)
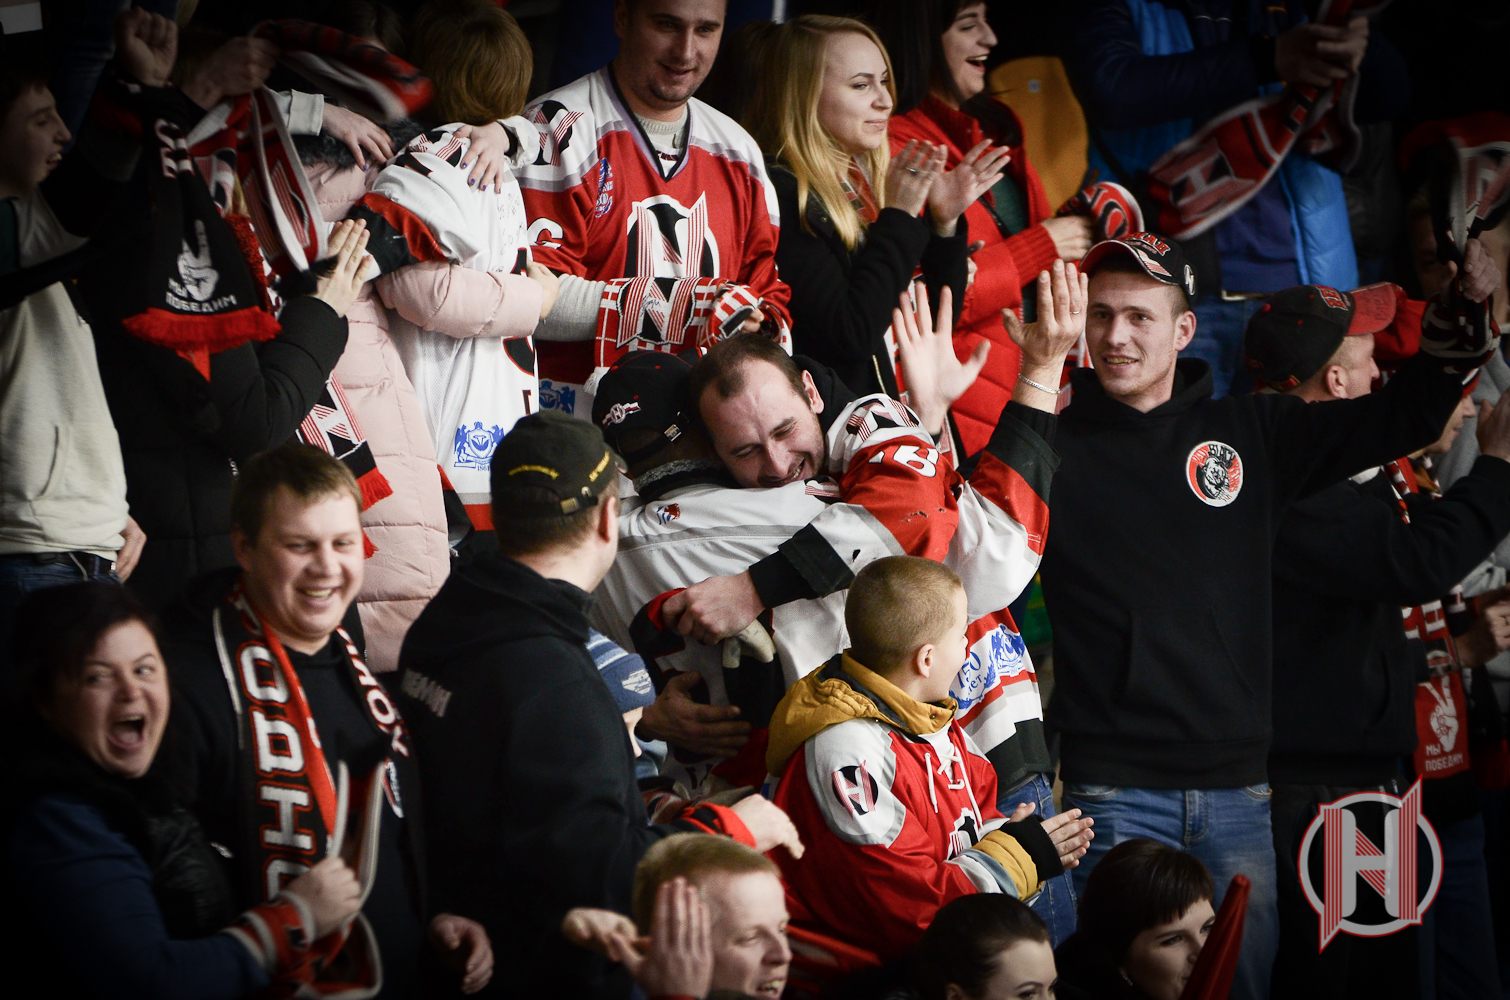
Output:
top-left (309, 161), bottom-right (450, 673)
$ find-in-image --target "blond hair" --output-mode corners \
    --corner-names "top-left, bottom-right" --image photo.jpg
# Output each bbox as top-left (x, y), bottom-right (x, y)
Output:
top-left (744, 15), bottom-right (894, 251)
top-left (410, 0), bottom-right (532, 125)
top-left (845, 556), bottom-right (963, 675)
top-left (632, 833), bottom-right (779, 933)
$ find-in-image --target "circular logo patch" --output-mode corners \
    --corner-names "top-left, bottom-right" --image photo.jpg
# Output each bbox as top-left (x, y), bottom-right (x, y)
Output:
top-left (1186, 441), bottom-right (1243, 506)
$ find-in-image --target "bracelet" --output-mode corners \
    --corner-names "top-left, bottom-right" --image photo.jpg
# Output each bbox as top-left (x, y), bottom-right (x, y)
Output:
top-left (1017, 374), bottom-right (1060, 395)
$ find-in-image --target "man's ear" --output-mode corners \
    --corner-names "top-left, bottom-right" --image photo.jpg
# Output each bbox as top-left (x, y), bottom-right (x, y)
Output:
top-left (801, 370), bottom-right (824, 415)
top-left (231, 527), bottom-right (255, 572)
top-left (913, 641), bottom-right (935, 679)
top-left (1324, 364), bottom-right (1349, 400)
top-left (613, 0), bottom-right (629, 38)
top-left (598, 494), bottom-right (619, 544)
top-left (1174, 308), bottom-right (1198, 352)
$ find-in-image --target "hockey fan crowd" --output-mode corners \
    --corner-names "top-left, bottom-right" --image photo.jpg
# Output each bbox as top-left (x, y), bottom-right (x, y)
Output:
top-left (5, 0), bottom-right (1510, 999)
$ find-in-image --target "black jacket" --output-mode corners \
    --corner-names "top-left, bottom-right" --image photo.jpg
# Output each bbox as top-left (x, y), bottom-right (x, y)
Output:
top-left (1040, 355), bottom-right (1467, 789)
top-left (1269, 455), bottom-right (1510, 786)
top-left (770, 162), bottom-right (967, 398)
top-left (394, 553), bottom-right (734, 1000)
top-left (86, 293), bottom-right (347, 608)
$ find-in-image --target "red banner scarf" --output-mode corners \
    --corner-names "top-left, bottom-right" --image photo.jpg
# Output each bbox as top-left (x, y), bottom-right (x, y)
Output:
top-left (1144, 0), bottom-right (1387, 239)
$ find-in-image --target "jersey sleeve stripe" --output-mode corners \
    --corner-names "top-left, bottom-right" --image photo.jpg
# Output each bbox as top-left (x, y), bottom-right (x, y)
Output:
top-left (979, 405), bottom-right (1060, 504)
top-left (348, 192), bottom-right (448, 273)
top-left (969, 453), bottom-right (1050, 556)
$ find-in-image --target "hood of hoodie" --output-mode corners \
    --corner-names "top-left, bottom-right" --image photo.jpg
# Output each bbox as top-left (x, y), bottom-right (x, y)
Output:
top-left (765, 653), bottom-right (957, 776)
top-left (1065, 358), bottom-right (1213, 426)
top-left (403, 552), bottom-right (594, 664)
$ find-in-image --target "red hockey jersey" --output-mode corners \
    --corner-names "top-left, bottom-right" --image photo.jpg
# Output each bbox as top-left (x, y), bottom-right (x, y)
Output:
top-left (516, 68), bottom-right (791, 415)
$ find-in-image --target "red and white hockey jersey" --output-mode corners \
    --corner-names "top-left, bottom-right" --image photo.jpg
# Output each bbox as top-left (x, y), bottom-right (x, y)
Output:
top-left (516, 68), bottom-right (791, 416)
top-left (766, 654), bottom-right (1058, 957)
top-left (592, 390), bottom-right (1053, 792)
top-left (352, 121), bottom-right (542, 521)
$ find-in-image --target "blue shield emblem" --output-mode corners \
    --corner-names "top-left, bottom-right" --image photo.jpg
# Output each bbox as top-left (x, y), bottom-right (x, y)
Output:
top-left (453, 422), bottom-right (506, 471)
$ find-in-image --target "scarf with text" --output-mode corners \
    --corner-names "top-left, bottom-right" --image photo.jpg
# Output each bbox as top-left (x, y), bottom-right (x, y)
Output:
top-left (213, 581), bottom-right (412, 996)
top-left (1144, 0), bottom-right (1387, 239)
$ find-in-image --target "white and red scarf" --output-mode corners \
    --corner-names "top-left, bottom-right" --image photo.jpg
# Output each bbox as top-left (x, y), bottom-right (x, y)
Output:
top-left (1144, 0), bottom-right (1386, 239)
top-left (213, 582), bottom-right (411, 997)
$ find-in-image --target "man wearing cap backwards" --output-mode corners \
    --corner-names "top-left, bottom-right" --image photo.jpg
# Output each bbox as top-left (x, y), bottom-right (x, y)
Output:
top-left (1041, 231), bottom-right (1501, 1000)
top-left (392, 411), bottom-right (803, 1000)
top-left (1255, 249), bottom-right (1510, 999)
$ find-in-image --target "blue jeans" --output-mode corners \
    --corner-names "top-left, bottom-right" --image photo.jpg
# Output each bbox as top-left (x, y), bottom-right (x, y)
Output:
top-left (998, 773), bottom-right (1079, 946)
top-left (1185, 296), bottom-right (1267, 398)
top-left (1061, 783), bottom-right (1280, 1000)
top-left (0, 555), bottom-right (118, 675)
top-left (1419, 814), bottom-right (1501, 1000)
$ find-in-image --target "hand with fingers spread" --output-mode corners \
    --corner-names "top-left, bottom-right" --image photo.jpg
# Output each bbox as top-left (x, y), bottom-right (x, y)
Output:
top-left (885, 140), bottom-right (944, 218)
top-left (605, 878), bottom-right (713, 1000)
top-left (1041, 808), bottom-right (1095, 869)
top-left (321, 104), bottom-right (394, 170)
top-left (181, 36), bottom-right (280, 109)
top-left (429, 913), bottom-right (494, 994)
top-left (455, 121), bottom-right (514, 193)
top-left (314, 219), bottom-right (375, 317)
top-left (1003, 259), bottom-right (1088, 411)
top-left (638, 671), bottom-right (753, 757)
top-left (927, 139), bottom-right (1011, 232)
top-left (894, 282), bottom-right (989, 436)
top-left (115, 8), bottom-right (177, 88)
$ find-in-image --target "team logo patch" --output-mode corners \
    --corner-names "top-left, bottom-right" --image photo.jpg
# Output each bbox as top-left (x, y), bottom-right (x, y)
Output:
top-left (1186, 440), bottom-right (1243, 506)
top-left (654, 503), bottom-right (681, 525)
top-left (600, 401), bottom-right (641, 426)
top-left (593, 157), bottom-right (614, 219)
top-left (538, 380), bottom-right (577, 416)
top-left (1126, 232), bottom-right (1171, 255)
top-left (453, 422), bottom-right (507, 471)
top-left (1316, 285), bottom-right (1351, 310)
top-left (832, 762), bottom-right (880, 818)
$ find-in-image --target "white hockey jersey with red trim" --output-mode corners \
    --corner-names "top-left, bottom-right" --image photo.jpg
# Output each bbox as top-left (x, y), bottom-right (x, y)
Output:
top-left (516, 68), bottom-right (791, 416)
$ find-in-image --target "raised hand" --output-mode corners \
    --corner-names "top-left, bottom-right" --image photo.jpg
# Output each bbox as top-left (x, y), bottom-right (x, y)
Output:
top-left (181, 36), bottom-right (280, 109)
top-left (885, 140), bottom-right (944, 218)
top-left (1447, 237), bottom-right (1502, 305)
top-left (605, 879), bottom-right (713, 1000)
top-left (321, 104), bottom-right (394, 170)
top-left (114, 8), bottom-right (177, 88)
top-left (1040, 808), bottom-right (1095, 869)
top-left (313, 219), bottom-right (375, 317)
top-left (1003, 259), bottom-right (1087, 412)
top-left (928, 139), bottom-right (1010, 231)
top-left (894, 282), bottom-right (988, 436)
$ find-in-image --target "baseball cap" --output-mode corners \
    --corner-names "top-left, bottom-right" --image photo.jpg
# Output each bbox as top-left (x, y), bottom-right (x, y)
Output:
top-left (1243, 283), bottom-right (1399, 391)
top-left (489, 411), bottom-right (622, 516)
top-left (1081, 232), bottom-right (1198, 300)
top-left (590, 351), bottom-right (694, 464)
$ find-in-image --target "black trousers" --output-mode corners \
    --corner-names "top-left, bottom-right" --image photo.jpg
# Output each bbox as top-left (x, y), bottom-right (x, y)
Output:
top-left (1270, 779), bottom-right (1421, 1000)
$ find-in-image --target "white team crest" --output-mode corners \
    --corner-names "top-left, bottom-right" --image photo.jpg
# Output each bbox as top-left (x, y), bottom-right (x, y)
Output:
top-left (169, 220), bottom-right (219, 303)
top-left (1186, 440), bottom-right (1243, 506)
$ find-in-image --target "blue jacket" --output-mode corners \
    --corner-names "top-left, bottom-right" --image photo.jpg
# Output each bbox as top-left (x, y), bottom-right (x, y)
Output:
top-left (1066, 0), bottom-right (1407, 291)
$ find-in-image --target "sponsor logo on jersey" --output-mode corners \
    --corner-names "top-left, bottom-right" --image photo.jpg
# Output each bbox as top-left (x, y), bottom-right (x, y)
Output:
top-left (601, 401), bottom-right (641, 426)
top-left (538, 380), bottom-right (577, 416)
top-left (832, 761), bottom-right (880, 818)
top-left (655, 503), bottom-right (681, 525)
top-left (453, 422), bottom-right (507, 471)
top-left (1186, 440), bottom-right (1243, 507)
top-left (952, 627), bottom-right (1029, 712)
top-left (594, 157), bottom-right (614, 218)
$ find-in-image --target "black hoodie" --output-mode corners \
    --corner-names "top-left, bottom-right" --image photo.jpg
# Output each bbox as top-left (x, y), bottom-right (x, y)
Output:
top-left (394, 552), bottom-right (743, 1000)
top-left (1040, 354), bottom-right (1467, 789)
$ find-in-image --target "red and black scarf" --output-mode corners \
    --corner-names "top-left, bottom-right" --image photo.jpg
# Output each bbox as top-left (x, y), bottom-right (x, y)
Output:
top-left (213, 581), bottom-right (412, 996)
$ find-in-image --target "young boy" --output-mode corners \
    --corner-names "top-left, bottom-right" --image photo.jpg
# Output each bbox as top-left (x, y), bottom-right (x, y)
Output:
top-left (766, 556), bottom-right (1093, 957)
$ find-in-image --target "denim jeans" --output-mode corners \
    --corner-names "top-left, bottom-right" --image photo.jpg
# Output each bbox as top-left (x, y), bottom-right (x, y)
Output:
top-left (1419, 814), bottom-right (1502, 1000)
top-left (0, 554), bottom-right (118, 676)
top-left (1184, 296), bottom-right (1268, 399)
top-left (1061, 783), bottom-right (1280, 1000)
top-left (997, 773), bottom-right (1079, 946)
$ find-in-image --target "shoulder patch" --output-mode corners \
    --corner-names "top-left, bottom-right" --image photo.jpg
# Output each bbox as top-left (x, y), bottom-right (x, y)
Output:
top-left (804, 719), bottom-right (906, 847)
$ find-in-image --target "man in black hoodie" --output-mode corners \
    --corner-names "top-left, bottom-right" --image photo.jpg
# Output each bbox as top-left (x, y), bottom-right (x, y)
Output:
top-left (394, 412), bottom-right (803, 1000)
top-left (1039, 233), bottom-right (1500, 1000)
top-left (1251, 278), bottom-right (1510, 998)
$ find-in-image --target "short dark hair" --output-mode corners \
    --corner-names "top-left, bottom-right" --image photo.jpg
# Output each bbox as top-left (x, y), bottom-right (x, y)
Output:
top-left (494, 467), bottom-right (620, 557)
top-left (1076, 839), bottom-right (1215, 967)
top-left (10, 582), bottom-right (158, 711)
top-left (230, 443), bottom-right (364, 544)
top-left (907, 894), bottom-right (1051, 1000)
top-left (0, 37), bottom-right (50, 119)
top-left (1090, 252), bottom-right (1192, 314)
top-left (687, 335), bottom-right (807, 419)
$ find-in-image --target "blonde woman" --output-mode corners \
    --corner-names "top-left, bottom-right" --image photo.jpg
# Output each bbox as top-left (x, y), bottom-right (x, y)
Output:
top-left (745, 15), bottom-right (1007, 398)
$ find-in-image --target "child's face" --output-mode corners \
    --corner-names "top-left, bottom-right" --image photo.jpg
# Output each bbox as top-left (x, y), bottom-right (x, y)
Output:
top-left (920, 587), bottom-right (970, 702)
top-left (0, 85), bottom-right (69, 197)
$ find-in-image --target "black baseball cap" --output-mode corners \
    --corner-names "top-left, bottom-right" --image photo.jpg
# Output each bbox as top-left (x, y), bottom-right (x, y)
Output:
top-left (1243, 283), bottom-right (1398, 391)
top-left (590, 351), bottom-right (694, 464)
top-left (489, 411), bottom-right (622, 516)
top-left (1081, 232), bottom-right (1198, 300)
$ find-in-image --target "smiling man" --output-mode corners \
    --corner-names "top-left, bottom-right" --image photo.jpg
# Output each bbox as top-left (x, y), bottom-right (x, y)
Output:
top-left (518, 0), bottom-right (792, 419)
top-left (1039, 233), bottom-right (1501, 1000)
top-left (157, 444), bottom-right (493, 998)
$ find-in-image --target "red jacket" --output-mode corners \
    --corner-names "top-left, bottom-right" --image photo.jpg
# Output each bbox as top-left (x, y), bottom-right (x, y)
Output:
top-left (890, 98), bottom-right (1057, 455)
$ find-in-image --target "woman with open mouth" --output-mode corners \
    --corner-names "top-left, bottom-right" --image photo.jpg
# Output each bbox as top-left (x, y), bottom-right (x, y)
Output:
top-left (2, 581), bottom-right (362, 999)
